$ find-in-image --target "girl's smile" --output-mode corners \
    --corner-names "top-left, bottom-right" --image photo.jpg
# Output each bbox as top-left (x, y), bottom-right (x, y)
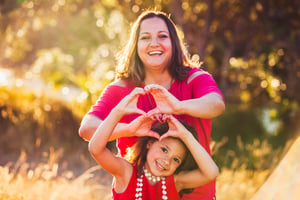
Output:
top-left (146, 137), bottom-right (186, 177)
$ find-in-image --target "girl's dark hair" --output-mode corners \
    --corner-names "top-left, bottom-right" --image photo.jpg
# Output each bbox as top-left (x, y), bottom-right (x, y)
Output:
top-left (125, 119), bottom-right (199, 195)
top-left (116, 10), bottom-right (198, 86)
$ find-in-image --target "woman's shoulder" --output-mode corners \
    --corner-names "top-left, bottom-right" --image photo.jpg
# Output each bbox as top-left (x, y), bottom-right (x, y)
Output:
top-left (106, 79), bottom-right (134, 90)
top-left (186, 67), bottom-right (210, 84)
top-left (110, 79), bottom-right (128, 87)
top-left (101, 80), bottom-right (133, 96)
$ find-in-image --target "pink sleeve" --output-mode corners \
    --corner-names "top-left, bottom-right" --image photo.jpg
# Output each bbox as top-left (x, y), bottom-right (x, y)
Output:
top-left (88, 85), bottom-right (129, 120)
top-left (189, 70), bottom-right (224, 100)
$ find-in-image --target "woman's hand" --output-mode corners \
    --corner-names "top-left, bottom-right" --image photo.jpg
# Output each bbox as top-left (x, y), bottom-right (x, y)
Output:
top-left (144, 84), bottom-right (182, 116)
top-left (114, 87), bottom-right (147, 116)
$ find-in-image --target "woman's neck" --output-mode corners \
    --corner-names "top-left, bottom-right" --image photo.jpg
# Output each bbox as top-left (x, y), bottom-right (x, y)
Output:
top-left (144, 71), bottom-right (173, 90)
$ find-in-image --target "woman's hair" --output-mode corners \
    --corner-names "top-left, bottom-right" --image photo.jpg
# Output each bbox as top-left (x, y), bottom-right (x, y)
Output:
top-left (125, 119), bottom-right (199, 193)
top-left (115, 10), bottom-right (198, 86)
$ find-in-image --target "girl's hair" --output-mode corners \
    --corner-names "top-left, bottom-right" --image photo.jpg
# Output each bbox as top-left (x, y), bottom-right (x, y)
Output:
top-left (115, 10), bottom-right (198, 86)
top-left (125, 119), bottom-right (199, 195)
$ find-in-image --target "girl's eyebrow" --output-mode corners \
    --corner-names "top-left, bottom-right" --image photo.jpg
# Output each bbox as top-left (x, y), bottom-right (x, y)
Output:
top-left (162, 143), bottom-right (184, 160)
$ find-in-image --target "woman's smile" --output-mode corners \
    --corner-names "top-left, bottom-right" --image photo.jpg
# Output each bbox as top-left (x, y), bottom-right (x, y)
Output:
top-left (137, 17), bottom-right (172, 70)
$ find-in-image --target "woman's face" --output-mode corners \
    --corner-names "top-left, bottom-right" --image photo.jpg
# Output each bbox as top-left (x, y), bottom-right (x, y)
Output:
top-left (145, 137), bottom-right (186, 177)
top-left (137, 17), bottom-right (172, 72)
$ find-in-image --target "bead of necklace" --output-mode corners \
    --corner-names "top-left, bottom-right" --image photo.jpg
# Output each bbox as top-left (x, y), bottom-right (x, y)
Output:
top-left (135, 168), bottom-right (168, 200)
top-left (143, 168), bottom-right (161, 183)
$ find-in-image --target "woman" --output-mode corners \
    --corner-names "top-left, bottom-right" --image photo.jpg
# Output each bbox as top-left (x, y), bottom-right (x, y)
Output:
top-left (88, 88), bottom-right (219, 199)
top-left (79, 10), bottom-right (225, 199)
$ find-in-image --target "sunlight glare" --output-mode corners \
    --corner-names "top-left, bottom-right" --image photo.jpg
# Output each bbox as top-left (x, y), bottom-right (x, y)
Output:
top-left (77, 91), bottom-right (88, 103)
top-left (16, 79), bottom-right (24, 87)
top-left (260, 80), bottom-right (268, 88)
top-left (0, 68), bottom-right (13, 86)
top-left (271, 79), bottom-right (280, 89)
top-left (61, 86), bottom-right (70, 95)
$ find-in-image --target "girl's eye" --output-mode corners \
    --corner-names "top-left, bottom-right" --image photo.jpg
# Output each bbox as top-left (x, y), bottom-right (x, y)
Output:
top-left (161, 147), bottom-right (167, 153)
top-left (173, 158), bottom-right (181, 164)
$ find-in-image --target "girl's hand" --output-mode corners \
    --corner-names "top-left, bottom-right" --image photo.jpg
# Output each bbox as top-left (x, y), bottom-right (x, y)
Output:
top-left (127, 115), bottom-right (160, 139)
top-left (115, 87), bottom-right (147, 116)
top-left (148, 113), bottom-right (167, 123)
top-left (144, 84), bottom-right (181, 116)
top-left (159, 115), bottom-right (188, 141)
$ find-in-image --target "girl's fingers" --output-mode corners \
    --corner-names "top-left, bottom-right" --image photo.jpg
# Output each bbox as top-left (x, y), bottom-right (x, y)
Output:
top-left (145, 131), bottom-right (160, 139)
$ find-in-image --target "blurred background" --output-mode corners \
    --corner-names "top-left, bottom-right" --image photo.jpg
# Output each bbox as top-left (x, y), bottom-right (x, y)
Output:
top-left (0, 0), bottom-right (299, 199)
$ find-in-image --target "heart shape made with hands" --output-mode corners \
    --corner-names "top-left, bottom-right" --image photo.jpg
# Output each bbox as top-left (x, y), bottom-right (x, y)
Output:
top-left (143, 84), bottom-right (180, 118)
top-left (125, 85), bottom-right (178, 123)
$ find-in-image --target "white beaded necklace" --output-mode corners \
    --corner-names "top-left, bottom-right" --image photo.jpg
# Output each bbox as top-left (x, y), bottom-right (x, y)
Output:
top-left (135, 168), bottom-right (168, 200)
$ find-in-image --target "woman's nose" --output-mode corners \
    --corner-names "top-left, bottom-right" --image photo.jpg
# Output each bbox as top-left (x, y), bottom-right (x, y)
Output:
top-left (150, 37), bottom-right (159, 46)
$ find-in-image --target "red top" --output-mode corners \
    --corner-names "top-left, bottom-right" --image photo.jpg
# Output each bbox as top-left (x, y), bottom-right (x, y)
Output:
top-left (112, 165), bottom-right (180, 200)
top-left (89, 68), bottom-right (224, 200)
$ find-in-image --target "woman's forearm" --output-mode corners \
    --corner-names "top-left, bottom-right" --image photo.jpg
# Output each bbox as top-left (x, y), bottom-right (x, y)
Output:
top-left (78, 114), bottom-right (132, 141)
top-left (178, 93), bottom-right (225, 119)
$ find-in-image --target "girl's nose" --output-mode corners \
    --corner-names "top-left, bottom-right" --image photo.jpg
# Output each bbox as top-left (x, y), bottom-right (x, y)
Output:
top-left (161, 158), bottom-right (170, 168)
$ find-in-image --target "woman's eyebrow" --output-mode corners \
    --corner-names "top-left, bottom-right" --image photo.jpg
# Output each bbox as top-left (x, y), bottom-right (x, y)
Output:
top-left (140, 30), bottom-right (169, 35)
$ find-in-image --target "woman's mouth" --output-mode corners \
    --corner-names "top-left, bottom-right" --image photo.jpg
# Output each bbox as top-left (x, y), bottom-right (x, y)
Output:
top-left (148, 50), bottom-right (163, 56)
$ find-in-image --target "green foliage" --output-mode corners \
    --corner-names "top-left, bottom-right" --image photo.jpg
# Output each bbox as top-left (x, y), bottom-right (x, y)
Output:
top-left (211, 104), bottom-right (299, 170)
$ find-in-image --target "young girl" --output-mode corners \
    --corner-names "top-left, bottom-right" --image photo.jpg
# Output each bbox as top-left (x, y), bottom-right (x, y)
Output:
top-left (88, 88), bottom-right (219, 199)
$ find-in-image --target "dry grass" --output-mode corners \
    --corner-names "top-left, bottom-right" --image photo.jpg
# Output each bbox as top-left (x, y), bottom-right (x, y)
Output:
top-left (0, 151), bottom-right (112, 200)
top-left (216, 168), bottom-right (269, 200)
top-left (0, 150), bottom-right (270, 200)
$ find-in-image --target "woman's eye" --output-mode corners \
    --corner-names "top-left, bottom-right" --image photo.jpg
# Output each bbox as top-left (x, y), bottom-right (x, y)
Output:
top-left (159, 34), bottom-right (168, 38)
top-left (140, 36), bottom-right (150, 40)
top-left (173, 158), bottom-right (180, 164)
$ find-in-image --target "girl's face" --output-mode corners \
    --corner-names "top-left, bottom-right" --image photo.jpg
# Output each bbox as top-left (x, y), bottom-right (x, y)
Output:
top-left (137, 17), bottom-right (172, 72)
top-left (145, 137), bottom-right (186, 177)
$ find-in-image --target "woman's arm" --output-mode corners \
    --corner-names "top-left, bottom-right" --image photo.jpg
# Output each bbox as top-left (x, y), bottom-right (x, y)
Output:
top-left (79, 114), bottom-right (135, 141)
top-left (145, 84), bottom-right (225, 119)
top-left (178, 92), bottom-right (225, 118)
top-left (79, 112), bottom-right (159, 142)
top-left (161, 115), bottom-right (219, 191)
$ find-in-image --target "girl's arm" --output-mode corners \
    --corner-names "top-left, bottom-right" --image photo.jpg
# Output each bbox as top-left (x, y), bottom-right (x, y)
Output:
top-left (79, 80), bottom-right (154, 142)
top-left (161, 115), bottom-right (219, 191)
top-left (80, 114), bottom-right (158, 141)
top-left (88, 88), bottom-right (147, 182)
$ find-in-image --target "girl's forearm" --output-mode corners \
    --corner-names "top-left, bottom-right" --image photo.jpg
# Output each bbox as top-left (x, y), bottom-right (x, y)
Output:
top-left (88, 108), bottom-right (124, 155)
top-left (181, 133), bottom-right (219, 180)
